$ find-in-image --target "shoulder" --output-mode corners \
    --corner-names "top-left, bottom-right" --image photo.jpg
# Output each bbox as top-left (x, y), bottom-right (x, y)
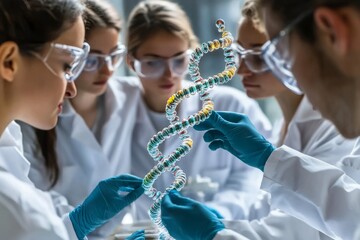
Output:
top-left (209, 84), bottom-right (262, 112)
top-left (0, 172), bottom-right (66, 239)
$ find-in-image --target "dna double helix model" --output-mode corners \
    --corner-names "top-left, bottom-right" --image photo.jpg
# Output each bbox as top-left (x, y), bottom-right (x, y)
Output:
top-left (142, 19), bottom-right (236, 239)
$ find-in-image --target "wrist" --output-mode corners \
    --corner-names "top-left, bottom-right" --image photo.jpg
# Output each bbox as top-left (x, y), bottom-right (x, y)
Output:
top-left (203, 221), bottom-right (225, 240)
top-left (69, 208), bottom-right (86, 240)
top-left (258, 144), bottom-right (276, 171)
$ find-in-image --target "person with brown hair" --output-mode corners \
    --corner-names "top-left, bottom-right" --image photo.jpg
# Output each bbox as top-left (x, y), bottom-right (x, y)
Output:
top-left (0, 0), bottom-right (143, 239)
top-left (161, 0), bottom-right (360, 239)
top-left (125, 0), bottom-right (273, 222)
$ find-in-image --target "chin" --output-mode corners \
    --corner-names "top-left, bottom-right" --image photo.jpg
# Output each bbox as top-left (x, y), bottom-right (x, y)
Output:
top-left (336, 125), bottom-right (359, 139)
top-left (325, 107), bottom-right (359, 139)
top-left (34, 117), bottom-right (58, 130)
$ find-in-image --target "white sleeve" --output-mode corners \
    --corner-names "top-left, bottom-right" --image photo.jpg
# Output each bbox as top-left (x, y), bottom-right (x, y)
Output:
top-left (261, 145), bottom-right (360, 240)
top-left (220, 209), bottom-right (333, 240)
top-left (213, 229), bottom-right (249, 240)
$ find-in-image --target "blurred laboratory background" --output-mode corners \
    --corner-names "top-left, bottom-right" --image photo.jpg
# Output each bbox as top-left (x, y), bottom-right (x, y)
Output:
top-left (108, 0), bottom-right (282, 124)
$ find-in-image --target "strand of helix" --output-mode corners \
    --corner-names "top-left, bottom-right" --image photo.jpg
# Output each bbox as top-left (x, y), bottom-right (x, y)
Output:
top-left (142, 19), bottom-right (236, 239)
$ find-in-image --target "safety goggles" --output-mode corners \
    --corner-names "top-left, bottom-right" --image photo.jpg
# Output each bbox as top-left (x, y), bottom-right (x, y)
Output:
top-left (231, 42), bottom-right (269, 73)
top-left (31, 42), bottom-right (90, 82)
top-left (83, 44), bottom-right (127, 72)
top-left (132, 50), bottom-right (192, 79)
top-left (261, 10), bottom-right (313, 95)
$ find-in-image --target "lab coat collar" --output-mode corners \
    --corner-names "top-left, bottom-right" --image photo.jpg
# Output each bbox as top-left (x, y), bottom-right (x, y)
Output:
top-left (178, 80), bottom-right (200, 118)
top-left (291, 96), bottom-right (321, 123)
top-left (0, 121), bottom-right (32, 184)
top-left (60, 80), bottom-right (125, 120)
top-left (59, 81), bottom-right (125, 145)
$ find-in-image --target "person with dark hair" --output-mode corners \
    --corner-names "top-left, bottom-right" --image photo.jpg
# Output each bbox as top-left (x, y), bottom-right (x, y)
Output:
top-left (126, 0), bottom-right (273, 222)
top-left (160, 1), bottom-right (360, 240)
top-left (18, 0), bottom-right (145, 239)
top-left (0, 0), bottom-right (144, 239)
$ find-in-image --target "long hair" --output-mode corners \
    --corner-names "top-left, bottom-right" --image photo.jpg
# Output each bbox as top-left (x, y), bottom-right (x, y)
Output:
top-left (34, 0), bottom-right (120, 188)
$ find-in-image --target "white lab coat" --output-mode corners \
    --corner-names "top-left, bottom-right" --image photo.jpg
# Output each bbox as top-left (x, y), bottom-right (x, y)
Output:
top-left (211, 97), bottom-right (357, 240)
top-left (0, 121), bottom-right (78, 240)
top-left (253, 96), bottom-right (360, 240)
top-left (260, 142), bottom-right (360, 240)
top-left (131, 80), bottom-right (272, 220)
top-left (20, 76), bottom-right (142, 239)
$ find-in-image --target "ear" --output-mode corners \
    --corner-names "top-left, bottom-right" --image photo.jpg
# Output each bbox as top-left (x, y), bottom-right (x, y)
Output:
top-left (314, 7), bottom-right (349, 56)
top-left (0, 42), bottom-right (20, 82)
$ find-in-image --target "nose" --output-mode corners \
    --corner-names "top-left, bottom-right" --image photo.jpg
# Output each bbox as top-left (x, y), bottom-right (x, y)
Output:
top-left (99, 58), bottom-right (113, 76)
top-left (65, 81), bottom-right (77, 98)
top-left (162, 62), bottom-right (175, 79)
top-left (237, 57), bottom-right (253, 77)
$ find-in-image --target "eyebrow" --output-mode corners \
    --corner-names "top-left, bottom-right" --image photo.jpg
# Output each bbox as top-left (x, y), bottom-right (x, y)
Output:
top-left (237, 40), bottom-right (263, 49)
top-left (90, 45), bottom-right (120, 54)
top-left (143, 50), bottom-right (186, 58)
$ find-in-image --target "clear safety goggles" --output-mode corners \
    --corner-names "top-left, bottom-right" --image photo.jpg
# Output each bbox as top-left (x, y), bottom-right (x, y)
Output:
top-left (83, 44), bottom-right (127, 72)
top-left (31, 42), bottom-right (90, 82)
top-left (261, 10), bottom-right (312, 95)
top-left (132, 50), bottom-right (192, 79)
top-left (231, 42), bottom-right (269, 73)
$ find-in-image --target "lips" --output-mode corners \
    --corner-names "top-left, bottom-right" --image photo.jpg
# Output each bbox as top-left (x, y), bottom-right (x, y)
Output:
top-left (93, 80), bottom-right (108, 85)
top-left (242, 79), bottom-right (260, 88)
top-left (159, 84), bottom-right (174, 89)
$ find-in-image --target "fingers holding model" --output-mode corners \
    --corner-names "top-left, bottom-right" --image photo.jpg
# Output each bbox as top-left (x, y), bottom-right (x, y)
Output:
top-left (70, 174), bottom-right (144, 239)
top-left (195, 111), bottom-right (275, 171)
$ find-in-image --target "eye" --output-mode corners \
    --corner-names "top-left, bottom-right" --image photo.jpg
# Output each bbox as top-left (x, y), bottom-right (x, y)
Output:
top-left (144, 59), bottom-right (162, 68)
top-left (63, 63), bottom-right (73, 75)
top-left (173, 57), bottom-right (187, 67)
top-left (85, 56), bottom-right (98, 69)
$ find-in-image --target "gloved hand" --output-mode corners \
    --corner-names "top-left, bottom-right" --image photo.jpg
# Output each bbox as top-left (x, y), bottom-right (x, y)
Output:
top-left (194, 111), bottom-right (275, 171)
top-left (125, 230), bottom-right (145, 240)
top-left (69, 174), bottom-right (144, 239)
top-left (179, 190), bottom-right (224, 219)
top-left (161, 190), bottom-right (225, 240)
top-left (205, 205), bottom-right (224, 219)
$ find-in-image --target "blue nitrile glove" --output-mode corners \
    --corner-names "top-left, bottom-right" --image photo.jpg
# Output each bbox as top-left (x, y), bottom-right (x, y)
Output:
top-left (125, 230), bottom-right (145, 240)
top-left (69, 174), bottom-right (144, 239)
top-left (194, 111), bottom-right (275, 171)
top-left (205, 205), bottom-right (224, 219)
top-left (161, 190), bottom-right (225, 240)
top-left (178, 190), bottom-right (224, 219)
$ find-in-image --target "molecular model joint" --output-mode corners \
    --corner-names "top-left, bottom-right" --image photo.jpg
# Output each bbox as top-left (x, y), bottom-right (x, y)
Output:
top-left (142, 19), bottom-right (237, 239)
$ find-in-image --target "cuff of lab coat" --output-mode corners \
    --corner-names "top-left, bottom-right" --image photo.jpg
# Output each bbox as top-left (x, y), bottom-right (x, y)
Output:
top-left (213, 228), bottom-right (249, 240)
top-left (62, 213), bottom-right (88, 240)
top-left (261, 145), bottom-right (291, 191)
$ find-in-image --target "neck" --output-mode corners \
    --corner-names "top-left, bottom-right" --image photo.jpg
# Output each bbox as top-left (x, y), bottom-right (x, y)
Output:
top-left (275, 91), bottom-right (304, 128)
top-left (70, 91), bottom-right (99, 128)
top-left (143, 94), bottom-right (168, 113)
top-left (0, 84), bottom-right (12, 136)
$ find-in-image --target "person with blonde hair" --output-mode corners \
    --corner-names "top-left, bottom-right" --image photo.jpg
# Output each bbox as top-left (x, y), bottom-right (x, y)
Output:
top-left (126, 0), bottom-right (273, 221)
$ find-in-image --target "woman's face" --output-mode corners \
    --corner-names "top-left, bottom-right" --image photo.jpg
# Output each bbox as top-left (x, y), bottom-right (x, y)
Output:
top-left (132, 30), bottom-right (189, 112)
top-left (263, 7), bottom-right (360, 138)
top-left (236, 17), bottom-right (286, 99)
top-left (75, 27), bottom-right (120, 96)
top-left (17, 16), bottom-right (84, 130)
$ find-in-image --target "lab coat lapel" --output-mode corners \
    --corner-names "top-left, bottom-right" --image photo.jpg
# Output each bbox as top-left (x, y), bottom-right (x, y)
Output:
top-left (0, 122), bottom-right (32, 184)
top-left (284, 96), bottom-right (320, 151)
